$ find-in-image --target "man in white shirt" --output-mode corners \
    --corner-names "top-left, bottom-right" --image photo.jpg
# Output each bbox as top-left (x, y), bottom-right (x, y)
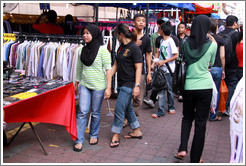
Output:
top-left (151, 22), bottom-right (178, 118)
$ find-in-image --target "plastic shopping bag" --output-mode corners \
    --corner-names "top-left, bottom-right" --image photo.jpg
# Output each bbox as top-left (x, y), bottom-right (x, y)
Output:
top-left (218, 79), bottom-right (228, 113)
top-left (210, 80), bottom-right (218, 114)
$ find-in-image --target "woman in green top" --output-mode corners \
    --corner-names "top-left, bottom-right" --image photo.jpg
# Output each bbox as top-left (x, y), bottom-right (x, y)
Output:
top-left (174, 15), bottom-right (217, 163)
top-left (73, 24), bottom-right (112, 152)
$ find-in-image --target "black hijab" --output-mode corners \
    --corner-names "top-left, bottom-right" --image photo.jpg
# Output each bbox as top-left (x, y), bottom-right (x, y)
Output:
top-left (188, 15), bottom-right (211, 49)
top-left (184, 15), bottom-right (212, 65)
top-left (80, 24), bottom-right (103, 66)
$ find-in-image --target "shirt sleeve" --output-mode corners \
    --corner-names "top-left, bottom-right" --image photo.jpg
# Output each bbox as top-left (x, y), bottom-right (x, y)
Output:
top-left (145, 35), bottom-right (152, 53)
top-left (76, 48), bottom-right (83, 82)
top-left (132, 45), bottom-right (143, 63)
top-left (210, 42), bottom-right (218, 66)
top-left (100, 46), bottom-right (112, 70)
top-left (155, 36), bottom-right (161, 48)
top-left (170, 39), bottom-right (179, 54)
top-left (171, 35), bottom-right (180, 47)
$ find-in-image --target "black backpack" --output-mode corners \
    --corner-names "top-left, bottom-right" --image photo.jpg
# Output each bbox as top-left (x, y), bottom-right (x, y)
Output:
top-left (218, 30), bottom-right (237, 67)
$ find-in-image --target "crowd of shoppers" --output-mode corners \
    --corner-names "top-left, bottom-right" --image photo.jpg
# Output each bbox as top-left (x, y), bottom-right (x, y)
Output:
top-left (23, 10), bottom-right (245, 163)
top-left (72, 13), bottom-right (243, 163)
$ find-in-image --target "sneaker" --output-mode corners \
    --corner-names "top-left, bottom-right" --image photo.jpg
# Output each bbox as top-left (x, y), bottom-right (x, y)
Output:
top-left (169, 109), bottom-right (176, 114)
top-left (223, 110), bottom-right (230, 116)
top-left (178, 96), bottom-right (183, 102)
top-left (143, 99), bottom-right (155, 108)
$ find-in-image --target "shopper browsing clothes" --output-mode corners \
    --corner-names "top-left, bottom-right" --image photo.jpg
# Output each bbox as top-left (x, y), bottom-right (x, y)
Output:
top-left (74, 24), bottom-right (112, 152)
top-left (32, 10), bottom-right (64, 34)
top-left (175, 15), bottom-right (217, 163)
top-left (110, 23), bottom-right (143, 148)
top-left (123, 13), bottom-right (152, 127)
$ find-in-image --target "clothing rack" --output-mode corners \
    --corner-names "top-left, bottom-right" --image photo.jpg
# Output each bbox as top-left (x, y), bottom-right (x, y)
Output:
top-left (16, 33), bottom-right (85, 44)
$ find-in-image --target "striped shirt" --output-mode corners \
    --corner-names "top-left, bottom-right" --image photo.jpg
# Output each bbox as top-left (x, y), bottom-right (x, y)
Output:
top-left (76, 46), bottom-right (111, 90)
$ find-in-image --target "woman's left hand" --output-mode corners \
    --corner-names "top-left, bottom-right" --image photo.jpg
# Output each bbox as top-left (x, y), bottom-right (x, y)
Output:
top-left (132, 86), bottom-right (140, 99)
top-left (207, 34), bottom-right (217, 44)
top-left (104, 87), bottom-right (111, 99)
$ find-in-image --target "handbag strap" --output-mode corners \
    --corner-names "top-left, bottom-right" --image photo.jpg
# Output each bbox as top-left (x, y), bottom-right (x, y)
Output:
top-left (160, 51), bottom-right (174, 77)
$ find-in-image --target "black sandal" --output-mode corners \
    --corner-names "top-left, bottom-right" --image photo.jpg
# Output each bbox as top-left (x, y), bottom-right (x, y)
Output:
top-left (209, 116), bottom-right (222, 122)
top-left (110, 140), bottom-right (120, 148)
top-left (89, 138), bottom-right (99, 145)
top-left (73, 143), bottom-right (83, 152)
top-left (124, 132), bottom-right (143, 139)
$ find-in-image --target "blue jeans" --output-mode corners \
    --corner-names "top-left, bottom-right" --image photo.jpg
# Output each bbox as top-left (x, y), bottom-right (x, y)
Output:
top-left (75, 84), bottom-right (105, 144)
top-left (156, 73), bottom-right (175, 117)
top-left (225, 68), bottom-right (238, 111)
top-left (111, 86), bottom-right (140, 134)
top-left (209, 67), bottom-right (222, 120)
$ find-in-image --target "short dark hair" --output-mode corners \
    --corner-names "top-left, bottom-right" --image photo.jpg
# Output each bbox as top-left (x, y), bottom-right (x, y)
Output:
top-left (133, 13), bottom-right (145, 21)
top-left (178, 22), bottom-right (187, 28)
top-left (161, 23), bottom-right (172, 36)
top-left (226, 15), bottom-right (238, 27)
top-left (157, 18), bottom-right (165, 25)
top-left (47, 10), bottom-right (57, 23)
top-left (65, 14), bottom-right (73, 22)
top-left (209, 18), bottom-right (218, 34)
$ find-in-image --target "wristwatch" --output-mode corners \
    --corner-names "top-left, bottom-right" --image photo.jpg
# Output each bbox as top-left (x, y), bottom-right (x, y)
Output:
top-left (135, 84), bottom-right (140, 87)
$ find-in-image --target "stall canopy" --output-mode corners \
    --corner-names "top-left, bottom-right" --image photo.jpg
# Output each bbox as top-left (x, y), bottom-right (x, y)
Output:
top-left (165, 3), bottom-right (195, 11)
top-left (193, 3), bottom-right (220, 14)
top-left (75, 3), bottom-right (195, 11)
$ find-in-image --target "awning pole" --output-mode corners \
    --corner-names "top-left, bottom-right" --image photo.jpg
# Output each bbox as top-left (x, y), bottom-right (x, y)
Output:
top-left (146, 3), bottom-right (149, 34)
top-left (116, 7), bottom-right (119, 23)
top-left (95, 3), bottom-right (99, 25)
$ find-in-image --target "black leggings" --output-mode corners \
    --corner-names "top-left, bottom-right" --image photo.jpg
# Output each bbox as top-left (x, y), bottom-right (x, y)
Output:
top-left (178, 89), bottom-right (212, 163)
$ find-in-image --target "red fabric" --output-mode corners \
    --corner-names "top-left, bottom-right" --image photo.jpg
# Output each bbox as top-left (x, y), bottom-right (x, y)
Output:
top-left (3, 83), bottom-right (77, 141)
top-left (33, 23), bottom-right (64, 34)
top-left (236, 42), bottom-right (243, 68)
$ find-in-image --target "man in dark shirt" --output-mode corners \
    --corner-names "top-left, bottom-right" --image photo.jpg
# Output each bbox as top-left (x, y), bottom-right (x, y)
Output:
top-left (218, 15), bottom-right (239, 115)
top-left (132, 14), bottom-right (152, 115)
top-left (175, 22), bottom-right (188, 102)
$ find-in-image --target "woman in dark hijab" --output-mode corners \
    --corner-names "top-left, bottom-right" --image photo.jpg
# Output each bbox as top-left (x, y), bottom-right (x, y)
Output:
top-left (74, 24), bottom-right (112, 152)
top-left (174, 15), bottom-right (217, 163)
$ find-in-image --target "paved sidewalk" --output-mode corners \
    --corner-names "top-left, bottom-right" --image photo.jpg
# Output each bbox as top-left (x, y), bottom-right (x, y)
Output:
top-left (3, 96), bottom-right (231, 164)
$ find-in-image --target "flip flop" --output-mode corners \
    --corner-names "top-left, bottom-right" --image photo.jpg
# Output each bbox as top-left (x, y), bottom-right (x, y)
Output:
top-left (174, 153), bottom-right (186, 160)
top-left (73, 143), bottom-right (83, 152)
top-left (89, 138), bottom-right (99, 145)
top-left (209, 116), bottom-right (222, 122)
top-left (110, 140), bottom-right (120, 148)
top-left (151, 114), bottom-right (159, 119)
top-left (124, 132), bottom-right (143, 139)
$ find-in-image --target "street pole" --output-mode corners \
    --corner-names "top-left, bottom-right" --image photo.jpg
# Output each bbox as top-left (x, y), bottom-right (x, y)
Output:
top-left (95, 3), bottom-right (99, 25)
top-left (146, 3), bottom-right (149, 34)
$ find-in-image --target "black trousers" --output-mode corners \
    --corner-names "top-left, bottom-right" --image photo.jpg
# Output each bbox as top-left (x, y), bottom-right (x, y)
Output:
top-left (178, 89), bottom-right (212, 163)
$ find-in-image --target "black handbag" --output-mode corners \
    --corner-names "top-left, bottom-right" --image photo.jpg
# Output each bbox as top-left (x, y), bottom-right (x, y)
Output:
top-left (173, 37), bottom-right (188, 95)
top-left (177, 58), bottom-right (188, 93)
top-left (151, 66), bottom-right (168, 91)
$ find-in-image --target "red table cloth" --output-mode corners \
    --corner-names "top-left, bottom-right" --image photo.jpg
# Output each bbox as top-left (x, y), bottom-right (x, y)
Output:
top-left (3, 83), bottom-right (77, 141)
